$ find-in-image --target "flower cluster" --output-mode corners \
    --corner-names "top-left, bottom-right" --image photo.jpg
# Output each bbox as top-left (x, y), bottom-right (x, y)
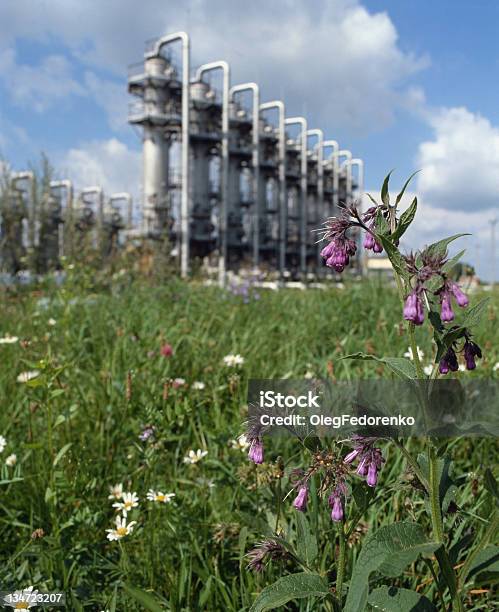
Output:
top-left (246, 538), bottom-right (291, 572)
top-left (183, 449), bottom-right (208, 464)
top-left (343, 436), bottom-right (385, 488)
top-left (0, 435), bottom-right (17, 467)
top-left (223, 354), bottom-right (245, 367)
top-left (105, 482), bottom-right (175, 542)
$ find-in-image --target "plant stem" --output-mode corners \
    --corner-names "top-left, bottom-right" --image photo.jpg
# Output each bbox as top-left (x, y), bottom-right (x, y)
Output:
top-left (393, 439), bottom-right (429, 492)
top-left (427, 444), bottom-right (444, 544)
top-left (336, 523), bottom-right (346, 600)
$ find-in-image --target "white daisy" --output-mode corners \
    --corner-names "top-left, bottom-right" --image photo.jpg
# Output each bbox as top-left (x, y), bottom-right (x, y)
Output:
top-left (423, 364), bottom-right (433, 376)
top-left (5, 453), bottom-right (17, 467)
top-left (112, 491), bottom-right (139, 516)
top-left (493, 362), bottom-right (499, 371)
top-left (16, 371), bottom-right (40, 383)
top-left (0, 334), bottom-right (19, 345)
top-left (458, 364), bottom-right (466, 372)
top-left (106, 515), bottom-right (137, 541)
top-left (48, 318), bottom-right (57, 326)
top-left (146, 489), bottom-right (175, 503)
top-left (183, 449), bottom-right (208, 464)
top-left (108, 483), bottom-right (123, 500)
top-left (230, 434), bottom-right (250, 451)
top-left (3, 585), bottom-right (38, 608)
top-left (223, 354), bottom-right (245, 367)
top-left (0, 435), bottom-right (6, 453)
top-left (404, 346), bottom-right (424, 361)
top-left (192, 381), bottom-right (205, 390)
top-left (304, 371), bottom-right (315, 379)
top-left (172, 377), bottom-right (186, 388)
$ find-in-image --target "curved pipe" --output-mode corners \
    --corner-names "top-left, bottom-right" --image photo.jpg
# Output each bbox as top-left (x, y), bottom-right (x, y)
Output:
top-left (147, 32), bottom-right (190, 278)
top-left (322, 139), bottom-right (339, 212)
top-left (50, 180), bottom-right (73, 210)
top-left (307, 129), bottom-right (324, 270)
top-left (109, 192), bottom-right (133, 228)
top-left (230, 83), bottom-right (260, 267)
top-left (81, 186), bottom-right (104, 226)
top-left (349, 159), bottom-right (364, 200)
top-left (196, 61), bottom-right (230, 287)
top-left (260, 101), bottom-right (286, 279)
top-left (340, 159), bottom-right (353, 206)
top-left (12, 172), bottom-right (35, 248)
top-left (285, 117), bottom-right (307, 277)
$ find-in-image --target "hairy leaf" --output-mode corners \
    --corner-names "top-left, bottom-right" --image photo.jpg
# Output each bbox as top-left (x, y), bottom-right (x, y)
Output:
top-left (368, 585), bottom-right (436, 611)
top-left (249, 572), bottom-right (329, 612)
top-left (395, 170), bottom-right (421, 206)
top-left (295, 512), bottom-right (318, 567)
top-left (341, 353), bottom-right (417, 380)
top-left (392, 197), bottom-right (417, 241)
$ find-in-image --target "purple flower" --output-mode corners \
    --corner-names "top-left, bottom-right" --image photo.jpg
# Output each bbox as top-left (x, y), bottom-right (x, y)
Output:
top-left (363, 232), bottom-right (375, 250)
top-left (344, 448), bottom-right (360, 464)
top-left (345, 437), bottom-right (385, 488)
top-left (440, 293), bottom-right (455, 322)
top-left (248, 438), bottom-right (264, 464)
top-left (330, 495), bottom-right (344, 522)
top-left (403, 291), bottom-right (424, 325)
top-left (139, 425), bottom-right (155, 442)
top-left (463, 339), bottom-right (482, 371)
top-left (439, 348), bottom-right (459, 375)
top-left (292, 486), bottom-right (308, 512)
top-left (323, 238), bottom-right (356, 273)
top-left (367, 462), bottom-right (378, 487)
top-left (372, 240), bottom-right (383, 253)
top-left (451, 282), bottom-right (469, 308)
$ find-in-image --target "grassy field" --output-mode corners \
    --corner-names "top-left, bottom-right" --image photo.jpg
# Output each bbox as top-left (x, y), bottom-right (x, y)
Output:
top-left (0, 267), bottom-right (497, 610)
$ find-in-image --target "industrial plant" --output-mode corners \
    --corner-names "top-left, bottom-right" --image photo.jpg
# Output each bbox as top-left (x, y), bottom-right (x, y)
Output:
top-left (0, 32), bottom-right (364, 283)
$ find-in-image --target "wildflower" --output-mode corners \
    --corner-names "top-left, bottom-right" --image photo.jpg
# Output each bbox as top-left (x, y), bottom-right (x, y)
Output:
top-left (494, 362), bottom-right (499, 372)
top-left (248, 438), bottom-right (264, 464)
top-left (106, 515), bottom-right (137, 541)
top-left (183, 449), bottom-right (208, 464)
top-left (160, 343), bottom-right (173, 357)
top-left (362, 225), bottom-right (383, 254)
top-left (439, 348), bottom-right (459, 375)
top-left (404, 346), bottom-right (424, 361)
top-left (246, 538), bottom-right (290, 572)
top-left (108, 483), bottom-right (123, 500)
top-left (304, 370), bottom-right (315, 380)
top-left (0, 435), bottom-right (6, 453)
top-left (146, 489), bottom-right (175, 503)
top-left (437, 280), bottom-right (469, 322)
top-left (440, 293), bottom-right (454, 322)
top-left (230, 434), bottom-right (250, 451)
top-left (16, 371), bottom-right (40, 383)
top-left (423, 364), bottom-right (433, 376)
top-left (5, 453), bottom-right (17, 467)
top-left (112, 491), bottom-right (139, 516)
top-left (48, 318), bottom-right (56, 326)
top-left (403, 291), bottom-right (424, 325)
top-left (329, 493), bottom-right (344, 522)
top-left (292, 486), bottom-right (308, 511)
top-left (0, 334), bottom-right (19, 344)
top-left (139, 425), bottom-right (155, 442)
top-left (3, 586), bottom-right (38, 608)
top-left (344, 436), bottom-right (384, 488)
top-left (463, 338), bottom-right (482, 371)
top-left (223, 354), bottom-right (245, 367)
top-left (172, 377), bottom-right (185, 388)
top-left (192, 381), bottom-right (205, 390)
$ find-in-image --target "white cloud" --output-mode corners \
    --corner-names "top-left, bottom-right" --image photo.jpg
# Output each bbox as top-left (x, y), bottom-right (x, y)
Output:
top-left (0, 48), bottom-right (85, 112)
top-left (84, 71), bottom-right (128, 131)
top-left (0, 0), bottom-right (428, 133)
top-left (417, 106), bottom-right (499, 212)
top-left (59, 138), bottom-right (141, 198)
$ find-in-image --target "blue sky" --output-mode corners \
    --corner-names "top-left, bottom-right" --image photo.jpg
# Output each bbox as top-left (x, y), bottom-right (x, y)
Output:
top-left (0, 0), bottom-right (497, 279)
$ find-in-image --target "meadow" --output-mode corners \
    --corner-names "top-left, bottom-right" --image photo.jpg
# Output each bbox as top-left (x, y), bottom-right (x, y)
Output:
top-left (0, 265), bottom-right (497, 611)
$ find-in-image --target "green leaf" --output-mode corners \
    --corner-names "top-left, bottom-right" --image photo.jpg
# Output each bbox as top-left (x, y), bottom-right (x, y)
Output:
top-left (467, 545), bottom-right (499, 579)
top-left (395, 170), bottom-right (421, 206)
top-left (442, 249), bottom-right (466, 274)
top-left (461, 297), bottom-right (490, 328)
top-left (391, 197), bottom-right (417, 241)
top-left (376, 234), bottom-right (410, 282)
top-left (123, 584), bottom-right (164, 612)
top-left (375, 208), bottom-right (390, 236)
top-left (484, 468), bottom-right (499, 502)
top-left (366, 193), bottom-right (379, 207)
top-left (417, 455), bottom-right (456, 513)
top-left (425, 233), bottom-right (469, 258)
top-left (52, 443), bottom-right (72, 467)
top-left (295, 511), bottom-right (318, 567)
top-left (344, 522), bottom-right (439, 612)
top-left (368, 586), bottom-right (436, 611)
top-left (249, 572), bottom-right (329, 612)
top-left (342, 353), bottom-right (417, 380)
top-left (381, 170), bottom-right (394, 207)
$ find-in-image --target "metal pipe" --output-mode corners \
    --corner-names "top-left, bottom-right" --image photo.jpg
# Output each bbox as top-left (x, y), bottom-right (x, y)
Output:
top-left (196, 61), bottom-right (230, 287)
top-left (147, 32), bottom-right (190, 278)
top-left (349, 159), bottom-right (364, 201)
top-left (307, 130), bottom-right (324, 272)
top-left (260, 101), bottom-right (285, 280)
top-left (322, 140), bottom-right (339, 212)
top-left (12, 172), bottom-right (35, 248)
top-left (230, 83), bottom-right (260, 269)
top-left (331, 149), bottom-right (352, 207)
top-left (285, 117), bottom-right (307, 278)
top-left (81, 186), bottom-right (104, 225)
top-left (50, 180), bottom-right (73, 210)
top-left (109, 192), bottom-right (133, 228)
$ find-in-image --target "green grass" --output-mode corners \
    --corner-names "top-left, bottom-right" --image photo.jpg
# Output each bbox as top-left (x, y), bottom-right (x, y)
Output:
top-left (0, 270), bottom-right (497, 610)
